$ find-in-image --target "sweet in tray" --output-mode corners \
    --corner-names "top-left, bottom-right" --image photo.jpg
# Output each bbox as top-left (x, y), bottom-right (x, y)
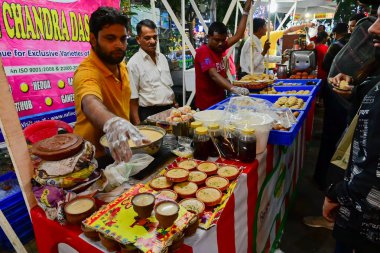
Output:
top-left (147, 158), bottom-right (245, 229)
top-left (217, 165), bottom-right (240, 180)
top-left (150, 176), bottom-right (173, 191)
top-left (273, 96), bottom-right (305, 109)
top-left (196, 162), bottom-right (218, 175)
top-left (205, 176), bottom-right (229, 192)
top-left (233, 73), bottom-right (275, 90)
top-left (165, 168), bottom-right (189, 183)
top-left (177, 160), bottom-right (197, 171)
top-left (173, 182), bottom-right (198, 199)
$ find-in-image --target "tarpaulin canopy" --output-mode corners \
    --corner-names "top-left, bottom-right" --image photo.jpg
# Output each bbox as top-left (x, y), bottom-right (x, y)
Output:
top-left (261, 0), bottom-right (337, 14)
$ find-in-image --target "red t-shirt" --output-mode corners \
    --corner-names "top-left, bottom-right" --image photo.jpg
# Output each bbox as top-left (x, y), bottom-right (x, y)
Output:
top-left (195, 44), bottom-right (227, 110)
top-left (315, 44), bottom-right (328, 80)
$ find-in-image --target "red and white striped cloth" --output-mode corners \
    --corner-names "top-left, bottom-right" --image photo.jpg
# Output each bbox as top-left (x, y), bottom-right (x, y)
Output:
top-left (31, 125), bottom-right (305, 253)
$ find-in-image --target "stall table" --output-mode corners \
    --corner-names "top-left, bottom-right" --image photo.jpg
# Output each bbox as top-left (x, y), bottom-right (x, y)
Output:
top-left (29, 79), bottom-right (319, 253)
top-left (30, 122), bottom-right (305, 253)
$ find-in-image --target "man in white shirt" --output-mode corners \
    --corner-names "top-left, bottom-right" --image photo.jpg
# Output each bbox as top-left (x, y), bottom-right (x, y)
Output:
top-left (240, 18), bottom-right (280, 75)
top-left (128, 19), bottom-right (176, 125)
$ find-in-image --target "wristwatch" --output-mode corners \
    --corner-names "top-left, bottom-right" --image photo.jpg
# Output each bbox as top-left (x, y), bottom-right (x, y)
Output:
top-left (242, 10), bottom-right (249, 15)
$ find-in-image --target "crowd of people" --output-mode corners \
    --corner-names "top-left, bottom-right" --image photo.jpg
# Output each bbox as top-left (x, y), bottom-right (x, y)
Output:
top-left (70, 0), bottom-right (380, 252)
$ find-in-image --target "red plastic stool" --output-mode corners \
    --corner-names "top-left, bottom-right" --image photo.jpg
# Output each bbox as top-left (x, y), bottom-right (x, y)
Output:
top-left (23, 120), bottom-right (73, 144)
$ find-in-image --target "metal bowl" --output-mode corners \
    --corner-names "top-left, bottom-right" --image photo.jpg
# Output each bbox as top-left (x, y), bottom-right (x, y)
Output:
top-left (100, 125), bottom-right (166, 157)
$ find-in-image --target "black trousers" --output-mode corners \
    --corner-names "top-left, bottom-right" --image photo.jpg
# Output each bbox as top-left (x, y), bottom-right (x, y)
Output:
top-left (313, 82), bottom-right (348, 189)
top-left (138, 105), bottom-right (172, 122)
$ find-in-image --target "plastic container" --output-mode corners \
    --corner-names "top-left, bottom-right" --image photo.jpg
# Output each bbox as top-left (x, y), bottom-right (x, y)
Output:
top-left (0, 171), bottom-right (34, 250)
top-left (208, 123), bottom-right (221, 157)
top-left (193, 127), bottom-right (210, 161)
top-left (162, 133), bottom-right (178, 150)
top-left (268, 110), bottom-right (306, 146)
top-left (234, 112), bottom-right (273, 154)
top-left (257, 86), bottom-right (315, 97)
top-left (193, 110), bottom-right (226, 126)
top-left (274, 79), bottom-right (322, 90)
top-left (217, 125), bottom-right (238, 160)
top-left (238, 128), bottom-right (257, 163)
top-left (189, 121), bottom-right (203, 138)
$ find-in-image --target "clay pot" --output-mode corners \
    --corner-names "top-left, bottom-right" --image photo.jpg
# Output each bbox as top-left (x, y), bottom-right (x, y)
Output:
top-left (158, 189), bottom-right (178, 201)
top-left (184, 210), bottom-right (199, 237)
top-left (119, 243), bottom-right (139, 253)
top-left (155, 201), bottom-right (179, 229)
top-left (131, 193), bottom-right (155, 219)
top-left (99, 233), bottom-right (120, 252)
top-left (81, 224), bottom-right (99, 241)
top-left (64, 196), bottom-right (97, 226)
top-left (168, 233), bottom-right (184, 253)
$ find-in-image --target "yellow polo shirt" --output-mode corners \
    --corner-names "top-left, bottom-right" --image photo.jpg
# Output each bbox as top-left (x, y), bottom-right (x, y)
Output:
top-left (73, 49), bottom-right (131, 158)
top-left (261, 30), bottom-right (284, 68)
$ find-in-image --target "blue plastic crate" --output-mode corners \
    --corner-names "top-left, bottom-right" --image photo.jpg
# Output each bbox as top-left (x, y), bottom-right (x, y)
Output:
top-left (252, 85), bottom-right (317, 99)
top-left (207, 95), bottom-right (312, 146)
top-left (268, 110), bottom-right (306, 145)
top-left (265, 86), bottom-right (315, 95)
top-left (0, 172), bottom-right (23, 210)
top-left (0, 225), bottom-right (34, 250)
top-left (0, 171), bottom-right (34, 250)
top-left (275, 79), bottom-right (322, 92)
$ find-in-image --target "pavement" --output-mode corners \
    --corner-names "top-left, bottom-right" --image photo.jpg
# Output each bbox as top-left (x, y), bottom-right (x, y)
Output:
top-left (279, 105), bottom-right (336, 253)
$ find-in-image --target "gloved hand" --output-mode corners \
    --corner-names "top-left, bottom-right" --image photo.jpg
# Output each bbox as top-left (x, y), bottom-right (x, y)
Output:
top-left (231, 86), bottom-right (249, 96)
top-left (103, 117), bottom-right (150, 163)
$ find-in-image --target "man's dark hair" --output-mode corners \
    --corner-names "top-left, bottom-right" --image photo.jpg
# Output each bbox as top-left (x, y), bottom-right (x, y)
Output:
top-left (316, 31), bottom-right (328, 43)
top-left (253, 18), bottom-right (266, 33)
top-left (318, 24), bottom-right (326, 31)
top-left (333, 23), bottom-right (349, 34)
top-left (89, 7), bottom-right (128, 38)
top-left (349, 13), bottom-right (366, 22)
top-left (208, 21), bottom-right (228, 36)
top-left (136, 19), bottom-right (157, 35)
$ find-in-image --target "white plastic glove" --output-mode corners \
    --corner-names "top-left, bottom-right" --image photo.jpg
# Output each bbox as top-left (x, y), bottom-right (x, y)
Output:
top-left (103, 117), bottom-right (150, 163)
top-left (231, 86), bottom-right (250, 96)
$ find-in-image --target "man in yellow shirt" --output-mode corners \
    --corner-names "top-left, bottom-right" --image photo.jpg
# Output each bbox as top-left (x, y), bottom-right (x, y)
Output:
top-left (261, 22), bottom-right (315, 68)
top-left (73, 7), bottom-right (148, 163)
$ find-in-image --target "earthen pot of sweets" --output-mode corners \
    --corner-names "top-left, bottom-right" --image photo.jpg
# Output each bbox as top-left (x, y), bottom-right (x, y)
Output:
top-left (64, 196), bottom-right (97, 226)
top-left (184, 210), bottom-right (199, 237)
top-left (177, 159), bottom-right (197, 171)
top-left (155, 201), bottom-right (179, 229)
top-left (168, 232), bottom-right (184, 253)
top-left (188, 171), bottom-right (207, 185)
top-left (179, 198), bottom-right (205, 218)
top-left (81, 224), bottom-right (99, 241)
top-left (205, 176), bottom-right (229, 192)
top-left (158, 189), bottom-right (178, 201)
top-left (99, 233), bottom-right (121, 252)
top-left (165, 168), bottom-right (189, 183)
top-left (132, 192), bottom-right (155, 218)
top-left (120, 243), bottom-right (139, 253)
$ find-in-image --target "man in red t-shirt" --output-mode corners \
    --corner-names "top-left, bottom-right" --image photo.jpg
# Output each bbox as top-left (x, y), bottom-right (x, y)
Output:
top-left (315, 31), bottom-right (329, 80)
top-left (194, 0), bottom-right (252, 110)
